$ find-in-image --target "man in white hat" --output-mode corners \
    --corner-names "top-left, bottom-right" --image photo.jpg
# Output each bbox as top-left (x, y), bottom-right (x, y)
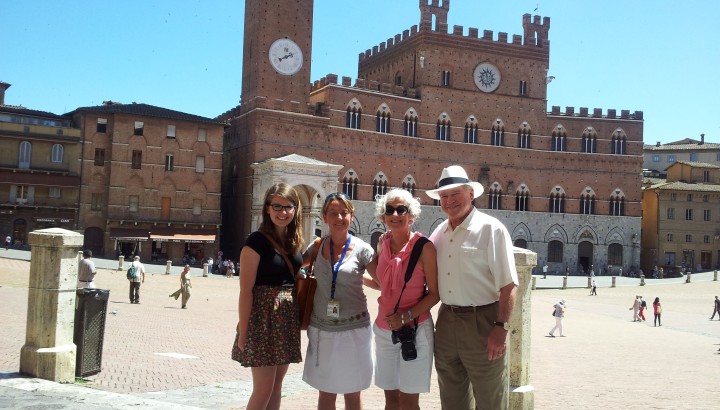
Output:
top-left (427, 165), bottom-right (519, 410)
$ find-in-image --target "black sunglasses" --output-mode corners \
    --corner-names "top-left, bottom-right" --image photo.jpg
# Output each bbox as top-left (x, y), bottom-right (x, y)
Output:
top-left (385, 205), bottom-right (409, 216)
top-left (269, 204), bottom-right (297, 212)
top-left (325, 192), bottom-right (351, 203)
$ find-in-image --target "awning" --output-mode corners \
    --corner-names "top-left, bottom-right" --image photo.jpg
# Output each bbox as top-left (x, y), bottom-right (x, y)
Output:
top-left (109, 228), bottom-right (150, 241)
top-left (150, 232), bottom-right (216, 243)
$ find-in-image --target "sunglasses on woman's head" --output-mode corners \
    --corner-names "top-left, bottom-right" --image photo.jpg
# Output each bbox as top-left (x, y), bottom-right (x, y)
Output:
top-left (324, 192), bottom-right (351, 203)
top-left (385, 205), bottom-right (409, 216)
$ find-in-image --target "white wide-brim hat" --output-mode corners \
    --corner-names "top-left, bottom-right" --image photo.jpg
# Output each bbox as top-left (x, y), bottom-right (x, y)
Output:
top-left (426, 165), bottom-right (485, 200)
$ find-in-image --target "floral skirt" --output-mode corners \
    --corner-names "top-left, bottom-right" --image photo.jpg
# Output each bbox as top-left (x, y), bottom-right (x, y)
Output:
top-left (238, 285), bottom-right (302, 367)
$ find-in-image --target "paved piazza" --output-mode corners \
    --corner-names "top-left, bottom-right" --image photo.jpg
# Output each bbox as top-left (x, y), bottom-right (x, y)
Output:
top-left (1, 250), bottom-right (719, 409)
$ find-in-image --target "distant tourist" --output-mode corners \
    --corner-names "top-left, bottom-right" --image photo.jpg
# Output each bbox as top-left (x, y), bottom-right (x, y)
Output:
top-left (549, 299), bottom-right (566, 337)
top-left (629, 296), bottom-right (641, 322)
top-left (653, 297), bottom-right (662, 326)
top-left (77, 250), bottom-right (97, 288)
top-left (4, 234), bottom-right (10, 250)
top-left (169, 265), bottom-right (192, 309)
top-left (590, 279), bottom-right (597, 296)
top-left (710, 296), bottom-right (720, 320)
top-left (638, 296), bottom-right (647, 321)
top-left (128, 256), bottom-right (146, 304)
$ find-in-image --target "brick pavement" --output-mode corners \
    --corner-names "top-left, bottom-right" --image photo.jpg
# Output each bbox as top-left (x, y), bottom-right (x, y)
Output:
top-left (1, 252), bottom-right (720, 409)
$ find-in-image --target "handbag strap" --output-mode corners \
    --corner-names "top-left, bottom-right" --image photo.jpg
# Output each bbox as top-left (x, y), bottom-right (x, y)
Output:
top-left (392, 236), bottom-right (430, 315)
top-left (306, 237), bottom-right (322, 277)
top-left (260, 232), bottom-right (296, 281)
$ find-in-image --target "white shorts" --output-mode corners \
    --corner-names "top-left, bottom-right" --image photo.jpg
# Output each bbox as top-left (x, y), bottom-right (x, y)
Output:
top-left (373, 318), bottom-right (434, 394)
top-left (303, 324), bottom-right (373, 394)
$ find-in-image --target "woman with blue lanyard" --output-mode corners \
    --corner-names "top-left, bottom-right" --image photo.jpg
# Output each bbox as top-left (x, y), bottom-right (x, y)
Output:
top-left (302, 192), bottom-right (376, 410)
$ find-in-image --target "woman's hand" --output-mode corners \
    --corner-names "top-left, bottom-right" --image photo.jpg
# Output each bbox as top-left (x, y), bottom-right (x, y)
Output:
top-left (384, 312), bottom-right (404, 330)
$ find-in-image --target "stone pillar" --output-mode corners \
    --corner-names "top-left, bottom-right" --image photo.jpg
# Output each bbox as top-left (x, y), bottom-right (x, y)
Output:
top-left (587, 277), bottom-right (592, 288)
top-left (639, 275), bottom-right (645, 286)
top-left (714, 270), bottom-right (718, 281)
top-left (203, 262), bottom-right (209, 277)
top-left (20, 228), bottom-right (83, 383)
top-left (118, 255), bottom-right (124, 271)
top-left (685, 272), bottom-right (691, 283)
top-left (509, 248), bottom-right (537, 410)
top-left (562, 276), bottom-right (567, 289)
top-left (611, 276), bottom-right (617, 288)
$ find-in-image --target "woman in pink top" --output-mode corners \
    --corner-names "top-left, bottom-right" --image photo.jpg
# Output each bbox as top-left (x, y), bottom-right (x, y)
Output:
top-left (367, 188), bottom-right (440, 410)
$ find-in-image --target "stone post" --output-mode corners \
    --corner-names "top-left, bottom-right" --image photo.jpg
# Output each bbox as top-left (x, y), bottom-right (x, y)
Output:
top-left (611, 276), bottom-right (616, 288)
top-left (20, 228), bottom-right (83, 383)
top-left (165, 260), bottom-right (172, 275)
top-left (639, 275), bottom-right (645, 286)
top-left (203, 262), bottom-right (209, 277)
top-left (531, 276), bottom-right (536, 290)
top-left (562, 276), bottom-right (567, 289)
top-left (117, 255), bottom-right (124, 271)
top-left (685, 272), bottom-right (691, 283)
top-left (587, 277), bottom-right (592, 288)
top-left (714, 270), bottom-right (718, 281)
top-left (509, 247), bottom-right (537, 410)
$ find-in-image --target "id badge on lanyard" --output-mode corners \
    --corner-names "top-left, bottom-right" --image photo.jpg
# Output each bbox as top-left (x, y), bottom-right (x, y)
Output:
top-left (327, 234), bottom-right (351, 319)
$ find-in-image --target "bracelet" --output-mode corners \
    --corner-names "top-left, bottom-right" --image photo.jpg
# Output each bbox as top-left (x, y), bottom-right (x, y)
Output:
top-left (407, 310), bottom-right (414, 321)
top-left (400, 313), bottom-right (405, 325)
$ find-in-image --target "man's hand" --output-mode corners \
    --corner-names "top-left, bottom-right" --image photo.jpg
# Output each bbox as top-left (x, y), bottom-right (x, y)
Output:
top-left (487, 326), bottom-right (508, 360)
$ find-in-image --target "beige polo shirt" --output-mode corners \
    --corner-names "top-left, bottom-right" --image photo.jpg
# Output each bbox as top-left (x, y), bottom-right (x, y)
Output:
top-left (430, 208), bottom-right (518, 306)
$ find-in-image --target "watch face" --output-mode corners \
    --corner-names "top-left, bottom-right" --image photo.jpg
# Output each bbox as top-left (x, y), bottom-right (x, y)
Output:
top-left (473, 62), bottom-right (501, 93)
top-left (269, 38), bottom-right (303, 76)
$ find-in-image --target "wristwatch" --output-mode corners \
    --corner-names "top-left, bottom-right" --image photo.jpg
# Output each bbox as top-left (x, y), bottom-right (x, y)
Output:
top-left (494, 321), bottom-right (510, 331)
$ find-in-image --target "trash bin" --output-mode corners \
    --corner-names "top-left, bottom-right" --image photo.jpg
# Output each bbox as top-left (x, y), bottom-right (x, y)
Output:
top-left (74, 288), bottom-right (110, 377)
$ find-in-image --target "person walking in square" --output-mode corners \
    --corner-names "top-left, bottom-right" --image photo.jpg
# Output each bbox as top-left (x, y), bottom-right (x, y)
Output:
top-left (548, 299), bottom-right (566, 337)
top-left (169, 265), bottom-right (192, 309)
top-left (590, 278), bottom-right (597, 296)
top-left (710, 296), bottom-right (720, 320)
top-left (653, 297), bottom-right (662, 326)
top-left (77, 249), bottom-right (97, 289)
top-left (638, 296), bottom-right (647, 321)
top-left (128, 255), bottom-right (146, 304)
top-left (426, 165), bottom-right (519, 410)
top-left (629, 295), bottom-right (641, 322)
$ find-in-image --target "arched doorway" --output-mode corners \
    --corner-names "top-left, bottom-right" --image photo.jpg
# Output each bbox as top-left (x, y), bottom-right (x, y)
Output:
top-left (514, 238), bottom-right (528, 249)
top-left (608, 243), bottom-right (623, 274)
top-left (578, 241), bottom-right (594, 273)
top-left (84, 227), bottom-right (104, 257)
top-left (12, 218), bottom-right (28, 247)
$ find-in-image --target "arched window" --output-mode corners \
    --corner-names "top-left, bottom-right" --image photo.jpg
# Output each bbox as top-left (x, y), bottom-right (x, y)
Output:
top-left (403, 108), bottom-right (418, 137)
top-left (346, 98), bottom-right (362, 129)
top-left (488, 182), bottom-right (502, 210)
top-left (549, 186), bottom-right (565, 213)
top-left (490, 119), bottom-right (504, 146)
top-left (548, 240), bottom-right (564, 263)
top-left (376, 103), bottom-right (391, 134)
top-left (19, 141), bottom-right (31, 169)
top-left (372, 172), bottom-right (388, 199)
top-left (436, 113), bottom-right (451, 141)
top-left (551, 125), bottom-right (567, 152)
top-left (342, 169), bottom-right (359, 200)
top-left (518, 122), bottom-right (531, 149)
top-left (581, 127), bottom-right (597, 153)
top-left (514, 238), bottom-right (528, 249)
top-left (579, 187), bottom-right (596, 215)
top-left (515, 184), bottom-right (529, 211)
top-left (51, 144), bottom-right (64, 163)
top-left (464, 116), bottom-right (478, 144)
top-left (609, 189), bottom-right (625, 216)
top-left (611, 128), bottom-right (627, 155)
top-left (608, 243), bottom-right (623, 266)
top-left (401, 175), bottom-right (417, 197)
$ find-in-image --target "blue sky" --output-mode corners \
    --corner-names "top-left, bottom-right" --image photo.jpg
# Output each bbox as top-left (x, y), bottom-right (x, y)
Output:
top-left (2, 0), bottom-right (718, 144)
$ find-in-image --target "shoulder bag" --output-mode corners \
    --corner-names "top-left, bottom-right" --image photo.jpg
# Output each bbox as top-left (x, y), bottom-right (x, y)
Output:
top-left (296, 237), bottom-right (322, 330)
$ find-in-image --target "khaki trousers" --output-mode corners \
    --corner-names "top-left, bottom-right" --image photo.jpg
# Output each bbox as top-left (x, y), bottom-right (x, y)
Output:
top-left (434, 303), bottom-right (508, 410)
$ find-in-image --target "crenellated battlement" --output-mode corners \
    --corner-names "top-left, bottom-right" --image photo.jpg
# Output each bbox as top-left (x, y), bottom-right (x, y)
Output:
top-left (359, 13), bottom-right (549, 64)
top-left (549, 106), bottom-right (644, 121)
top-left (311, 73), bottom-right (420, 99)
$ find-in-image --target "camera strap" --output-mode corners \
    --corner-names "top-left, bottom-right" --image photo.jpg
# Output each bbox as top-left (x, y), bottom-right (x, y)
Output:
top-left (392, 236), bottom-right (430, 328)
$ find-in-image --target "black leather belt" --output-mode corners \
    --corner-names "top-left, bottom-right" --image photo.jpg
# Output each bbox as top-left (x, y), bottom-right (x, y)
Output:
top-left (442, 302), bottom-right (498, 313)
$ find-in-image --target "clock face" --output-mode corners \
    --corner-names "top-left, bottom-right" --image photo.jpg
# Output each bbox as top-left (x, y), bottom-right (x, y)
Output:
top-left (473, 62), bottom-right (501, 93)
top-left (268, 38), bottom-right (303, 76)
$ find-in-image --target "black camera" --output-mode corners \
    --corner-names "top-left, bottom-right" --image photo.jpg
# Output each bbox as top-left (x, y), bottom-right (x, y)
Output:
top-left (391, 325), bottom-right (417, 361)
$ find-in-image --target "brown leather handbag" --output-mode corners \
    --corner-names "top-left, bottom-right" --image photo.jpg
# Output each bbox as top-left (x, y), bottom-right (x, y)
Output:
top-left (296, 237), bottom-right (321, 330)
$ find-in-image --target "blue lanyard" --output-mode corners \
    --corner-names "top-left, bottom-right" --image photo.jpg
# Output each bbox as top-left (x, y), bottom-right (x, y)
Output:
top-left (329, 234), bottom-right (352, 300)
